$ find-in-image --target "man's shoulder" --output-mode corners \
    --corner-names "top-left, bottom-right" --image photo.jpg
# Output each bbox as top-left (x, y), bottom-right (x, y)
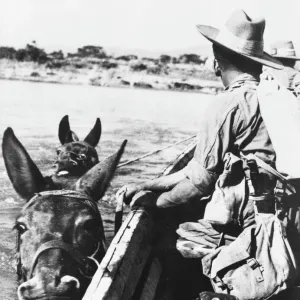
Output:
top-left (212, 83), bottom-right (258, 107)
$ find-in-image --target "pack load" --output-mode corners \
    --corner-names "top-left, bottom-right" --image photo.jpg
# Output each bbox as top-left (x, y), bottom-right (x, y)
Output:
top-left (257, 71), bottom-right (300, 180)
top-left (177, 152), bottom-right (299, 300)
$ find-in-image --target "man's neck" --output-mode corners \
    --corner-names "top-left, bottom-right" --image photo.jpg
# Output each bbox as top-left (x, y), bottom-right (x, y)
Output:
top-left (221, 69), bottom-right (244, 87)
top-left (221, 69), bottom-right (260, 87)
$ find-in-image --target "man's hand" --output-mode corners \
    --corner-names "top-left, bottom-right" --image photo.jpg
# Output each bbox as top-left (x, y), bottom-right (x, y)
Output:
top-left (117, 183), bottom-right (143, 205)
top-left (130, 191), bottom-right (159, 208)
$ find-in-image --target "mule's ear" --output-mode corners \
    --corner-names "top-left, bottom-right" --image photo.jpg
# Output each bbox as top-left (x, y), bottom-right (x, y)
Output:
top-left (58, 115), bottom-right (71, 144)
top-left (64, 130), bottom-right (79, 144)
top-left (2, 128), bottom-right (47, 201)
top-left (84, 118), bottom-right (101, 147)
top-left (74, 140), bottom-right (127, 201)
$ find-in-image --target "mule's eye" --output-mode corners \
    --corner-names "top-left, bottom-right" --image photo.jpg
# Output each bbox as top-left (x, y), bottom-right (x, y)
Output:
top-left (15, 223), bottom-right (27, 235)
top-left (78, 154), bottom-right (86, 160)
top-left (57, 149), bottom-right (61, 155)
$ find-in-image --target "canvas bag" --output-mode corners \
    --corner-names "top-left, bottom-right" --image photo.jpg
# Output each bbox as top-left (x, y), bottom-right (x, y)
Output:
top-left (203, 209), bottom-right (298, 300)
top-left (203, 152), bottom-right (255, 229)
top-left (184, 152), bottom-right (298, 299)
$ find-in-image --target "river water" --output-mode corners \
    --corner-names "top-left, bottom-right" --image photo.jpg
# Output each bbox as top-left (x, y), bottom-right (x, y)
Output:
top-left (0, 80), bottom-right (213, 299)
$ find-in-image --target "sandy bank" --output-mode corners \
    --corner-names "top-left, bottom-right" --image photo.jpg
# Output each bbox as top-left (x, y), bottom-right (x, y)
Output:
top-left (0, 59), bottom-right (223, 94)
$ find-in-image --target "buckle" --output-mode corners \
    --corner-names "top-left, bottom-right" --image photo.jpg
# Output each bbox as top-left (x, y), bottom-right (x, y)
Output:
top-left (247, 258), bottom-right (259, 269)
top-left (247, 258), bottom-right (264, 282)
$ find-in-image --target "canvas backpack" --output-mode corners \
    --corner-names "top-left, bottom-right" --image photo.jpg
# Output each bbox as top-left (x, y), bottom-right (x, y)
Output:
top-left (200, 153), bottom-right (298, 300)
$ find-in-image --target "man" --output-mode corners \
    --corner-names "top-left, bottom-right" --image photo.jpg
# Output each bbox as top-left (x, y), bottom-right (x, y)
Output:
top-left (119, 9), bottom-right (283, 209)
top-left (266, 40), bottom-right (300, 95)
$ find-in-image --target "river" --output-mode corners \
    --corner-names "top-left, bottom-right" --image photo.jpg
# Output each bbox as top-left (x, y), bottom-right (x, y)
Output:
top-left (0, 80), bottom-right (213, 299)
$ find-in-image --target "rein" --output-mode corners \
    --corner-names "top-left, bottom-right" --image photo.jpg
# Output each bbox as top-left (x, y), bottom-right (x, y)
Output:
top-left (16, 190), bottom-right (103, 280)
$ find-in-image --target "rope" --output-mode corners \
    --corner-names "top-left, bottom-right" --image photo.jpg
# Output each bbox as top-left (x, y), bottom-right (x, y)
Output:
top-left (117, 134), bottom-right (196, 168)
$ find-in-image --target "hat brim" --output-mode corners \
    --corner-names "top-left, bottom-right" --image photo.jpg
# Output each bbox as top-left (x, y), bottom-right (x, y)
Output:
top-left (272, 55), bottom-right (300, 61)
top-left (197, 25), bottom-right (283, 70)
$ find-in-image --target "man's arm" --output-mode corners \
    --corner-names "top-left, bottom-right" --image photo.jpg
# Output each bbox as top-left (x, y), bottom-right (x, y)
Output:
top-left (140, 169), bottom-right (187, 191)
top-left (121, 169), bottom-right (187, 204)
top-left (130, 178), bottom-right (204, 208)
top-left (124, 92), bottom-right (242, 208)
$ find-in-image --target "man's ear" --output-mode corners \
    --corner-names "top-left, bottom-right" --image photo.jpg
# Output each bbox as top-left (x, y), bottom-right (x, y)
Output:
top-left (214, 59), bottom-right (222, 77)
top-left (74, 140), bottom-right (127, 201)
top-left (84, 118), bottom-right (101, 147)
top-left (58, 115), bottom-right (71, 145)
top-left (2, 128), bottom-right (47, 201)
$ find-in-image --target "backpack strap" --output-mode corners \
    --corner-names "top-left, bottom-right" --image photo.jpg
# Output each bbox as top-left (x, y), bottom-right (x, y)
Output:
top-left (242, 153), bottom-right (296, 195)
top-left (242, 153), bottom-right (297, 216)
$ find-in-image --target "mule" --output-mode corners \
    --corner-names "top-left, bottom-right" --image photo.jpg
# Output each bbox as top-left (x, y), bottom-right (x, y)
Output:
top-left (53, 115), bottom-right (102, 189)
top-left (2, 127), bottom-right (126, 300)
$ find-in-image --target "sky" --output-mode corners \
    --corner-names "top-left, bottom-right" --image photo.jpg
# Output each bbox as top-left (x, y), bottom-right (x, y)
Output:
top-left (0, 0), bottom-right (299, 56)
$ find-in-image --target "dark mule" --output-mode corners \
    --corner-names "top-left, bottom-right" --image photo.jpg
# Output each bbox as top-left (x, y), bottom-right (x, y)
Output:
top-left (2, 128), bottom-right (126, 300)
top-left (53, 115), bottom-right (102, 189)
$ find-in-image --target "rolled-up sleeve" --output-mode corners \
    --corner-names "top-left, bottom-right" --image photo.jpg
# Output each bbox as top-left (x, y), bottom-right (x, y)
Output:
top-left (184, 93), bottom-right (241, 195)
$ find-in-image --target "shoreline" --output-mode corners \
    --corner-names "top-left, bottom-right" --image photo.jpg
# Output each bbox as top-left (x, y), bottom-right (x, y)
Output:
top-left (0, 59), bottom-right (223, 95)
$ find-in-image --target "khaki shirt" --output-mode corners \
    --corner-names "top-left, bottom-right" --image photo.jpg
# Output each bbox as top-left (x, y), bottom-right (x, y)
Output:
top-left (184, 73), bottom-right (276, 196)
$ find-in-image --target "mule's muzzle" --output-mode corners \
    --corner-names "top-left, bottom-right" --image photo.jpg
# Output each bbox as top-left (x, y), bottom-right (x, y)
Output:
top-left (17, 275), bottom-right (81, 300)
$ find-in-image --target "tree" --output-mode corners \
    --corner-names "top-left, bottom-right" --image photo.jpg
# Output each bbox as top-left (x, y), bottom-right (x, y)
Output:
top-left (15, 49), bottom-right (27, 61)
top-left (77, 45), bottom-right (107, 58)
top-left (178, 54), bottom-right (205, 65)
top-left (49, 50), bottom-right (64, 60)
top-left (159, 54), bottom-right (171, 64)
top-left (0, 47), bottom-right (17, 59)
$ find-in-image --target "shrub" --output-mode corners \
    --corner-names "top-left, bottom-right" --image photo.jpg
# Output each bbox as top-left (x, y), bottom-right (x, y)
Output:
top-left (15, 49), bottom-right (27, 61)
top-left (178, 54), bottom-right (205, 65)
top-left (101, 61), bottom-right (118, 69)
top-left (15, 43), bottom-right (48, 64)
top-left (146, 65), bottom-right (162, 75)
top-left (133, 82), bottom-right (152, 89)
top-left (0, 47), bottom-right (17, 59)
top-left (116, 55), bottom-right (138, 61)
top-left (130, 63), bottom-right (147, 72)
top-left (77, 45), bottom-right (107, 59)
top-left (159, 54), bottom-right (171, 64)
top-left (25, 44), bottom-right (48, 63)
top-left (30, 72), bottom-right (40, 77)
top-left (48, 50), bottom-right (64, 60)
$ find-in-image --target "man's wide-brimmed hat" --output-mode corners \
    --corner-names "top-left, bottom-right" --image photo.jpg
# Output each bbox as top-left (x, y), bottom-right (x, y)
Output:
top-left (269, 40), bottom-right (300, 60)
top-left (196, 9), bottom-right (283, 70)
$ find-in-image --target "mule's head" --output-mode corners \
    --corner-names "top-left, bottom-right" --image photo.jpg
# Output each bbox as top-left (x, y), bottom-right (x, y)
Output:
top-left (2, 127), bottom-right (126, 300)
top-left (55, 115), bottom-right (101, 177)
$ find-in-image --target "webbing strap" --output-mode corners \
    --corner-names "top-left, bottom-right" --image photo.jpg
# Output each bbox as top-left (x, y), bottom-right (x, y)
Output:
top-left (242, 153), bottom-right (296, 194)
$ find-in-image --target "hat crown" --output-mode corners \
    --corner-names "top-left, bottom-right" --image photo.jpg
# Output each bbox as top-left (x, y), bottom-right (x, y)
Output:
top-left (224, 10), bottom-right (265, 42)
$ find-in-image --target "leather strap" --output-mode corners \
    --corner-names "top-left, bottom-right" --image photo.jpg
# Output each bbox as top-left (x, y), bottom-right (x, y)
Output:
top-left (28, 240), bottom-right (88, 278)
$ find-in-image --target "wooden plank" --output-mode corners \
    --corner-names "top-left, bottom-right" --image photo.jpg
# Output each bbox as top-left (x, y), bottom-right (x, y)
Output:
top-left (119, 244), bottom-right (152, 300)
top-left (139, 258), bottom-right (162, 300)
top-left (83, 207), bottom-right (152, 300)
top-left (101, 212), bottom-right (154, 300)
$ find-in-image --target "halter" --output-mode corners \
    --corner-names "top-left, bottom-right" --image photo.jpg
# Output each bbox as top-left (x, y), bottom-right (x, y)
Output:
top-left (16, 190), bottom-right (104, 280)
